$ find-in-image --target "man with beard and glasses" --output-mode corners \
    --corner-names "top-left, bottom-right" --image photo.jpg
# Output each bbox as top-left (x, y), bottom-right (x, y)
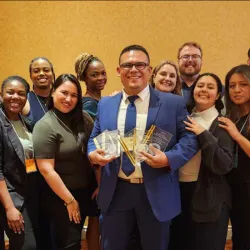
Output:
top-left (178, 42), bottom-right (203, 104)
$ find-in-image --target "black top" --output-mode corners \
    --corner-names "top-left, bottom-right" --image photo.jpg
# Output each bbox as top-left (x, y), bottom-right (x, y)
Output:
top-left (33, 109), bottom-right (92, 189)
top-left (26, 91), bottom-right (48, 124)
top-left (191, 116), bottom-right (234, 222)
top-left (181, 80), bottom-right (194, 104)
top-left (228, 113), bottom-right (250, 184)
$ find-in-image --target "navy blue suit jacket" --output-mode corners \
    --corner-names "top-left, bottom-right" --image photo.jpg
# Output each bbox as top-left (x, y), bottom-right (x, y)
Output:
top-left (88, 87), bottom-right (198, 222)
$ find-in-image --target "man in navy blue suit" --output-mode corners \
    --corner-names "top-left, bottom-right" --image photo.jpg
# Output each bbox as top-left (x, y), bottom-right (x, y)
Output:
top-left (88, 45), bottom-right (198, 250)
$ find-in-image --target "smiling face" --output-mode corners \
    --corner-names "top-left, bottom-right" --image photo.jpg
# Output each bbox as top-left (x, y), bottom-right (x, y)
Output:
top-left (84, 60), bottom-right (107, 91)
top-left (193, 75), bottom-right (220, 112)
top-left (178, 45), bottom-right (202, 77)
top-left (153, 64), bottom-right (177, 93)
top-left (229, 73), bottom-right (250, 110)
top-left (30, 59), bottom-right (54, 90)
top-left (2, 80), bottom-right (27, 119)
top-left (52, 80), bottom-right (78, 113)
top-left (117, 50), bottom-right (152, 95)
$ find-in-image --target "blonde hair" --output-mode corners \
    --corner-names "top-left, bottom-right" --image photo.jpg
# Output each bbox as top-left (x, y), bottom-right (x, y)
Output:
top-left (149, 60), bottom-right (181, 95)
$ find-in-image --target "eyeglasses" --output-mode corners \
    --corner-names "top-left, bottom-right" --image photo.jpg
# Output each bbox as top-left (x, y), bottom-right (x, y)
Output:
top-left (120, 62), bottom-right (149, 71)
top-left (179, 54), bottom-right (201, 61)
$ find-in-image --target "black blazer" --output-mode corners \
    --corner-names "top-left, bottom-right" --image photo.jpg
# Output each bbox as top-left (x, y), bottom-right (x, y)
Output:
top-left (0, 110), bottom-right (34, 210)
top-left (191, 116), bottom-right (234, 223)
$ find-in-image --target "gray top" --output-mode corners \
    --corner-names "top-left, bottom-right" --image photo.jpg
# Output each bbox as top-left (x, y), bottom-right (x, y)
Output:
top-left (33, 110), bottom-right (91, 189)
top-left (11, 120), bottom-right (33, 159)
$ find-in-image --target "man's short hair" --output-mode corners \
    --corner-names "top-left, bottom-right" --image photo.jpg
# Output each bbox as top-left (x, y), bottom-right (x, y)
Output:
top-left (177, 42), bottom-right (203, 59)
top-left (119, 45), bottom-right (150, 64)
top-left (248, 48), bottom-right (250, 58)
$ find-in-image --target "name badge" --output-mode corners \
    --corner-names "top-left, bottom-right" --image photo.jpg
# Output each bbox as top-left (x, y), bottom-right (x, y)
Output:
top-left (25, 159), bottom-right (37, 173)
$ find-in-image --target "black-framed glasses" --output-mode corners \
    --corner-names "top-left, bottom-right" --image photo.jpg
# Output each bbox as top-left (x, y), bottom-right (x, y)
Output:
top-left (120, 62), bottom-right (149, 71)
top-left (179, 54), bottom-right (201, 61)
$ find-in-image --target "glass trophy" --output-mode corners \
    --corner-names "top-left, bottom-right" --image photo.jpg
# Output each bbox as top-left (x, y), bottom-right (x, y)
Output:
top-left (135, 125), bottom-right (173, 163)
top-left (93, 130), bottom-right (119, 158)
top-left (118, 128), bottom-right (137, 166)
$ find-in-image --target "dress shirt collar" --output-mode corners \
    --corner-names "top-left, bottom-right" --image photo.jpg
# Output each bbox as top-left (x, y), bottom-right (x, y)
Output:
top-left (122, 85), bottom-right (150, 102)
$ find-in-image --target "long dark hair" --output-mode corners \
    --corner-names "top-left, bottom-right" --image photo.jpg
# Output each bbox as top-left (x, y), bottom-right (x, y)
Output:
top-left (225, 64), bottom-right (250, 135)
top-left (47, 74), bottom-right (90, 151)
top-left (186, 73), bottom-right (224, 114)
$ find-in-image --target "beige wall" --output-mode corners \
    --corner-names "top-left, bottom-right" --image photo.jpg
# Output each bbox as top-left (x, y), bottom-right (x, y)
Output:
top-left (0, 1), bottom-right (249, 95)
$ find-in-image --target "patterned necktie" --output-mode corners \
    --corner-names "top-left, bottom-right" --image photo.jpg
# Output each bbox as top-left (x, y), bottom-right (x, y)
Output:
top-left (122, 95), bottom-right (139, 176)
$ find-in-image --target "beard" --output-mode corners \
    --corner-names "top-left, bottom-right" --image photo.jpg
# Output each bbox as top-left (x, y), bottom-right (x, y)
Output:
top-left (179, 66), bottom-right (201, 77)
top-left (180, 70), bottom-right (200, 77)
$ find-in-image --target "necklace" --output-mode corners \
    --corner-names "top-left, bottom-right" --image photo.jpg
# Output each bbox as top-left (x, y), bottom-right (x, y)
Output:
top-left (51, 110), bottom-right (76, 138)
top-left (34, 92), bottom-right (47, 114)
top-left (0, 108), bottom-right (28, 133)
top-left (85, 90), bottom-right (101, 101)
top-left (0, 108), bottom-right (35, 166)
top-left (0, 108), bottom-right (33, 156)
top-left (235, 113), bottom-right (250, 132)
top-left (234, 112), bottom-right (250, 168)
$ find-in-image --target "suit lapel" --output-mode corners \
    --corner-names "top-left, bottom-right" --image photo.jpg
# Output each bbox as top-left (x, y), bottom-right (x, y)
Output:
top-left (0, 111), bottom-right (26, 166)
top-left (21, 115), bottom-right (34, 132)
top-left (146, 87), bottom-right (161, 130)
top-left (108, 92), bottom-right (123, 131)
top-left (99, 93), bottom-right (122, 172)
top-left (6, 125), bottom-right (25, 166)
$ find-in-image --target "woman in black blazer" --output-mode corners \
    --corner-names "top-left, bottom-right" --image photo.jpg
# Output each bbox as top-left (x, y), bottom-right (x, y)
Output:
top-left (0, 76), bottom-right (40, 250)
top-left (169, 73), bottom-right (234, 250)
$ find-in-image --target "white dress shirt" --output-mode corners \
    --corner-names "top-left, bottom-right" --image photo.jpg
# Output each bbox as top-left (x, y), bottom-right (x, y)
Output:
top-left (118, 85), bottom-right (150, 179)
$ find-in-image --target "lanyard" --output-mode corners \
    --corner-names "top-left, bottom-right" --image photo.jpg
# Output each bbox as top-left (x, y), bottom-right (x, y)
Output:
top-left (51, 110), bottom-right (76, 138)
top-left (34, 93), bottom-right (46, 114)
top-left (0, 108), bottom-right (34, 159)
top-left (234, 113), bottom-right (250, 168)
top-left (0, 108), bottom-right (28, 136)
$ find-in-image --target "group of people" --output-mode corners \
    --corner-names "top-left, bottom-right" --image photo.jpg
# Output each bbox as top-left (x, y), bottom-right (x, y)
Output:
top-left (0, 42), bottom-right (249, 250)
top-left (0, 55), bottom-right (105, 250)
